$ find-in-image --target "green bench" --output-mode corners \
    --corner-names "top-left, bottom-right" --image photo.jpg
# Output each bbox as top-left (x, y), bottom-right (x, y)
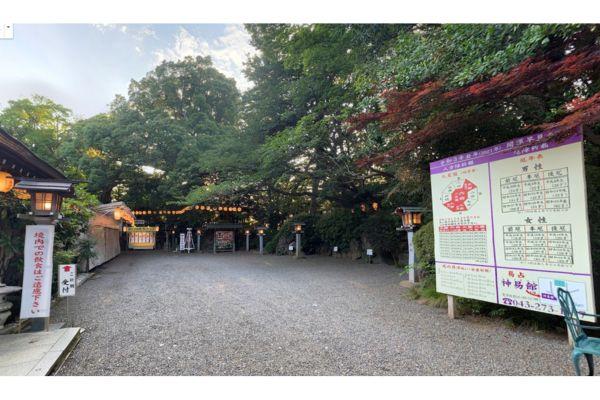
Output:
top-left (558, 288), bottom-right (600, 376)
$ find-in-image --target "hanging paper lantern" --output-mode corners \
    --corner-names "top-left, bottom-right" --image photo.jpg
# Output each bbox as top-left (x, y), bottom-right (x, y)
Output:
top-left (0, 172), bottom-right (14, 193)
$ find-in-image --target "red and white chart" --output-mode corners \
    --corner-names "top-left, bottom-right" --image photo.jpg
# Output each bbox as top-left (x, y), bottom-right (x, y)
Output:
top-left (430, 128), bottom-right (596, 320)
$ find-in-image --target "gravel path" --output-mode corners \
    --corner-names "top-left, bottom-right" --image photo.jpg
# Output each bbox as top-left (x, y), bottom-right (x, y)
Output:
top-left (52, 251), bottom-right (585, 375)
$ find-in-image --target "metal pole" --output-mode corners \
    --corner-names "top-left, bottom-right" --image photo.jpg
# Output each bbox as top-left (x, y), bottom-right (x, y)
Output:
top-left (197, 234), bottom-right (201, 253)
top-left (295, 233), bottom-right (301, 258)
top-left (408, 229), bottom-right (417, 283)
top-left (259, 235), bottom-right (264, 255)
top-left (246, 233), bottom-right (250, 251)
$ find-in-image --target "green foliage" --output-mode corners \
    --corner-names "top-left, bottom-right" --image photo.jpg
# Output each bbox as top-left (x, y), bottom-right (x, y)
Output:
top-left (359, 24), bottom-right (582, 95)
top-left (413, 221), bottom-right (435, 265)
top-left (407, 274), bottom-right (447, 308)
top-left (357, 212), bottom-right (402, 262)
top-left (263, 221), bottom-right (292, 255)
top-left (315, 209), bottom-right (360, 251)
top-left (264, 213), bottom-right (323, 255)
top-left (408, 273), bottom-right (564, 331)
top-left (61, 56), bottom-right (241, 207)
top-left (584, 139), bottom-right (600, 281)
top-left (54, 184), bottom-right (100, 267)
top-left (0, 95), bottom-right (72, 168)
top-left (0, 192), bottom-right (27, 285)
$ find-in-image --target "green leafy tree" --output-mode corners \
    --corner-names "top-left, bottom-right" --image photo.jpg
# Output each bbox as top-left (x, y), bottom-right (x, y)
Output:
top-left (0, 95), bottom-right (72, 169)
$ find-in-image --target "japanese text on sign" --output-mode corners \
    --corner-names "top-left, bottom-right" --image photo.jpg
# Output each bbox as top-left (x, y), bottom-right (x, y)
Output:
top-left (20, 225), bottom-right (55, 319)
top-left (58, 264), bottom-right (76, 297)
top-left (430, 128), bottom-right (596, 321)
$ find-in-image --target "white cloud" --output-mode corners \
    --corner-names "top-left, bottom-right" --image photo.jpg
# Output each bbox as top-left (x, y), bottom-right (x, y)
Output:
top-left (93, 24), bottom-right (158, 55)
top-left (153, 25), bottom-right (257, 91)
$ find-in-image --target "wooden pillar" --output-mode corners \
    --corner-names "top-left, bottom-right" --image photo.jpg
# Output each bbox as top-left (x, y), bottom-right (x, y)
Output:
top-left (447, 295), bottom-right (458, 319)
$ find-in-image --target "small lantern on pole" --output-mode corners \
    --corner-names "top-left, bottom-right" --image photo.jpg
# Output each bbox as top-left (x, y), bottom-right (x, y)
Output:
top-left (245, 229), bottom-right (251, 252)
top-left (14, 178), bottom-right (73, 332)
top-left (292, 222), bottom-right (305, 259)
top-left (15, 179), bottom-right (74, 223)
top-left (395, 207), bottom-right (425, 284)
top-left (256, 226), bottom-right (266, 255)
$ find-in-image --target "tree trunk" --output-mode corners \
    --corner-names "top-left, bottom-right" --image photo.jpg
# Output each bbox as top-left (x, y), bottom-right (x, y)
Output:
top-left (310, 175), bottom-right (318, 215)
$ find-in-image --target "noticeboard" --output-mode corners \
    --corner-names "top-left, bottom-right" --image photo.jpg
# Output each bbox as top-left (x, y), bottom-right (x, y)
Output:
top-left (215, 230), bottom-right (234, 252)
top-left (430, 128), bottom-right (596, 321)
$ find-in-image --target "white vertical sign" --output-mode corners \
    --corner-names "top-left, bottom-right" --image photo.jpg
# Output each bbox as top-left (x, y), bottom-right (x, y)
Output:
top-left (179, 233), bottom-right (185, 251)
top-left (58, 264), bottom-right (76, 297)
top-left (20, 225), bottom-right (55, 319)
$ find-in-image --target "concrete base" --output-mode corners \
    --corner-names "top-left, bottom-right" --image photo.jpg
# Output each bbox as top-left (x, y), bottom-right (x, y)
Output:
top-left (0, 327), bottom-right (81, 375)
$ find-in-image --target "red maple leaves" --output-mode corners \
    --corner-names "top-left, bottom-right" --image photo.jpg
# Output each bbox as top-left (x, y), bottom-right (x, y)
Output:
top-left (351, 44), bottom-right (600, 167)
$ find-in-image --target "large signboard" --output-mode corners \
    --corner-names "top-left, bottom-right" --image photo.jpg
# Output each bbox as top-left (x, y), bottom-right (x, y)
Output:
top-left (215, 230), bottom-right (234, 252)
top-left (20, 225), bottom-right (55, 319)
top-left (430, 128), bottom-right (596, 320)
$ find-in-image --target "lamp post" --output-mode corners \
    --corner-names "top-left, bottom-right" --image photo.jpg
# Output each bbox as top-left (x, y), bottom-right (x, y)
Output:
top-left (395, 207), bottom-right (425, 284)
top-left (15, 179), bottom-right (74, 332)
top-left (256, 227), bottom-right (266, 255)
top-left (245, 229), bottom-right (251, 252)
top-left (293, 222), bottom-right (305, 259)
top-left (15, 179), bottom-right (73, 224)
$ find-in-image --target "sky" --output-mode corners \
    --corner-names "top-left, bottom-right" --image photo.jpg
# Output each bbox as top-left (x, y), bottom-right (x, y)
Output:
top-left (0, 24), bottom-right (257, 118)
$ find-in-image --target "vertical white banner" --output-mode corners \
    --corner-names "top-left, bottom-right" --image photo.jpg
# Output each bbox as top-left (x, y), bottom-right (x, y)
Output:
top-left (20, 225), bottom-right (55, 319)
top-left (58, 264), bottom-right (76, 297)
top-left (179, 233), bottom-right (185, 251)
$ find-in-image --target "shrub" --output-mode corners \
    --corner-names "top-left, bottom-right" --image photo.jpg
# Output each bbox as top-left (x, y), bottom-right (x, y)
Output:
top-left (315, 209), bottom-right (360, 251)
top-left (413, 220), bottom-right (435, 265)
top-left (0, 191), bottom-right (27, 285)
top-left (263, 213), bottom-right (322, 254)
top-left (357, 212), bottom-right (402, 263)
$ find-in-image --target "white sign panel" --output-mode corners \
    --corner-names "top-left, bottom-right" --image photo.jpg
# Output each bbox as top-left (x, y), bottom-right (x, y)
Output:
top-left (179, 233), bottom-right (185, 251)
top-left (366, 249), bottom-right (374, 256)
top-left (20, 225), bottom-right (55, 319)
top-left (430, 128), bottom-right (596, 320)
top-left (58, 264), bottom-right (76, 297)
